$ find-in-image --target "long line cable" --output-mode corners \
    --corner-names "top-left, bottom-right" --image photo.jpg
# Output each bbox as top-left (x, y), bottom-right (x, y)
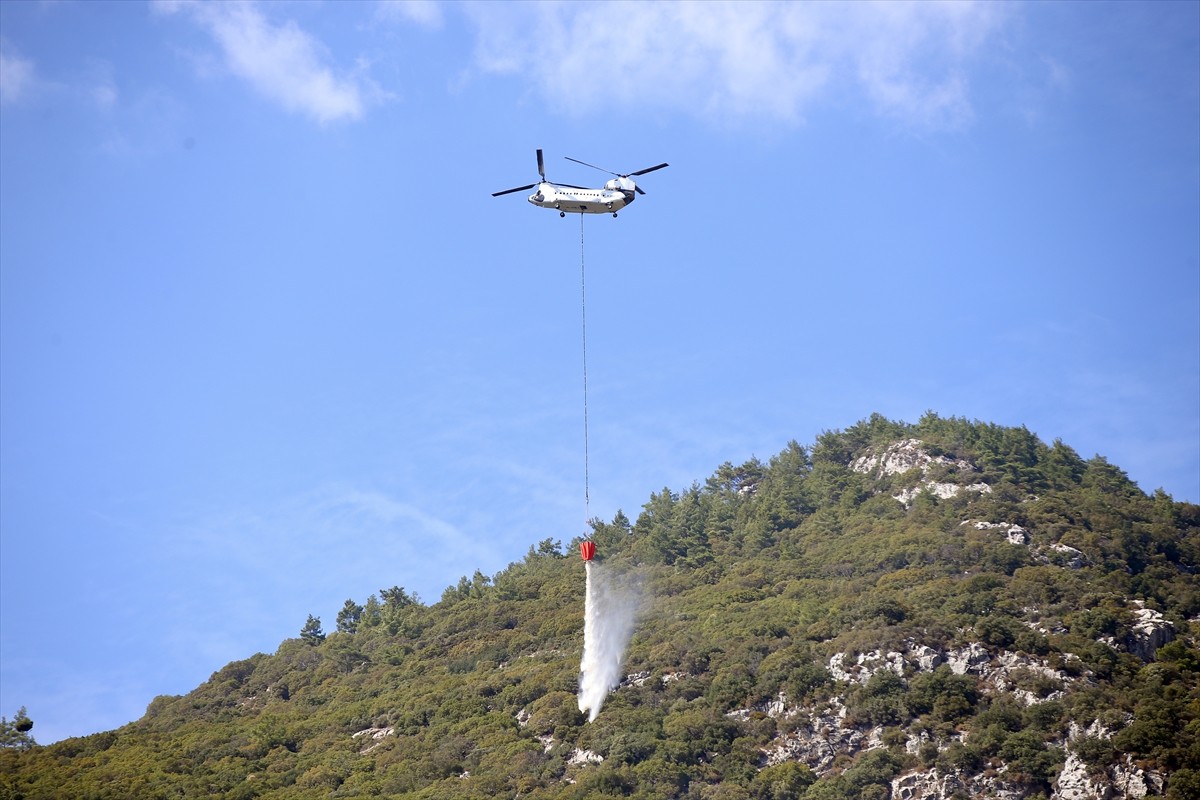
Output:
top-left (579, 213), bottom-right (591, 526)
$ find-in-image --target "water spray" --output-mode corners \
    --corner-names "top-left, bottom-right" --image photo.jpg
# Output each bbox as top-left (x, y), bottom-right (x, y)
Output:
top-left (578, 553), bottom-right (638, 722)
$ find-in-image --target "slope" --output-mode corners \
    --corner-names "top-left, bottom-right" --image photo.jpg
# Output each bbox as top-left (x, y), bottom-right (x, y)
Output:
top-left (2, 413), bottom-right (1198, 800)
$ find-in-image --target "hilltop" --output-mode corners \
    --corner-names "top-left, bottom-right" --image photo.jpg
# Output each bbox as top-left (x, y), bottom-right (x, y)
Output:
top-left (2, 413), bottom-right (1197, 799)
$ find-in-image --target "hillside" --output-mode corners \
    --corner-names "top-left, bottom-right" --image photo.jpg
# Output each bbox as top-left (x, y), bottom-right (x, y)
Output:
top-left (2, 414), bottom-right (1198, 800)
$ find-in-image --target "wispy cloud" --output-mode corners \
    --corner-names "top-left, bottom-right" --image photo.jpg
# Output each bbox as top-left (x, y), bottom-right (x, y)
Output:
top-left (0, 45), bottom-right (36, 105)
top-left (86, 59), bottom-right (119, 111)
top-left (174, 484), bottom-right (478, 609)
top-left (376, 0), bottom-right (444, 29)
top-left (155, 0), bottom-right (371, 124)
top-left (462, 0), bottom-right (1009, 129)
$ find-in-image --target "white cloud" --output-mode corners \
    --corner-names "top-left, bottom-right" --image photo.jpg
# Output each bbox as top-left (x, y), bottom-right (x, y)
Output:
top-left (462, 0), bottom-right (1009, 129)
top-left (376, 0), bottom-right (444, 29)
top-left (87, 59), bottom-right (119, 111)
top-left (0, 47), bottom-right (36, 105)
top-left (173, 483), bottom-right (478, 607)
top-left (157, 0), bottom-right (368, 124)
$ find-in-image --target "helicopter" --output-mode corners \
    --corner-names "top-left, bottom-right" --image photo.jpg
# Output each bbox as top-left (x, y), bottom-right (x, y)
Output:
top-left (492, 149), bottom-right (668, 217)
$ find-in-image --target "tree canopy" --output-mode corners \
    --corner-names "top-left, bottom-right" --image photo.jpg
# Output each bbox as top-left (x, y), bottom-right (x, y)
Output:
top-left (2, 414), bottom-right (1196, 799)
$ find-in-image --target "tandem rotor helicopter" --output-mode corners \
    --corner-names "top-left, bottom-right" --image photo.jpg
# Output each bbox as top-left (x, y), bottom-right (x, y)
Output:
top-left (492, 149), bottom-right (668, 217)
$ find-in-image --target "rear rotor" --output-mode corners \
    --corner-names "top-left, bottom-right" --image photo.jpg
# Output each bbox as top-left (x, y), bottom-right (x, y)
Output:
top-left (491, 149), bottom-right (548, 197)
top-left (564, 156), bottom-right (669, 195)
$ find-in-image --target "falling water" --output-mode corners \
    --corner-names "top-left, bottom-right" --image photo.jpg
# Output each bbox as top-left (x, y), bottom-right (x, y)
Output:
top-left (578, 560), bottom-right (639, 722)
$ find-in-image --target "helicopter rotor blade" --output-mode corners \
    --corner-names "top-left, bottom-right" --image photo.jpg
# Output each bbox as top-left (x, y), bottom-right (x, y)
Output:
top-left (536, 149), bottom-right (545, 181)
top-left (564, 156), bottom-right (619, 177)
top-left (492, 182), bottom-right (539, 197)
top-left (634, 185), bottom-right (647, 196)
top-left (630, 162), bottom-right (669, 177)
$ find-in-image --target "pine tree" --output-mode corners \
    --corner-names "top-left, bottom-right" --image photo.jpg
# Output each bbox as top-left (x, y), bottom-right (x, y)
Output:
top-left (300, 614), bottom-right (325, 645)
top-left (336, 599), bottom-right (363, 634)
top-left (0, 707), bottom-right (35, 750)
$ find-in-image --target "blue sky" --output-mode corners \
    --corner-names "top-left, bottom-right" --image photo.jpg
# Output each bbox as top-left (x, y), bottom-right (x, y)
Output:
top-left (1, 1), bottom-right (1196, 745)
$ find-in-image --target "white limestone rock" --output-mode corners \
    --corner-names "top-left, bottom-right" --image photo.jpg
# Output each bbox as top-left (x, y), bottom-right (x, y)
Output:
top-left (1129, 601), bottom-right (1174, 661)
top-left (1042, 542), bottom-right (1088, 569)
top-left (851, 439), bottom-right (992, 507)
top-left (567, 748), bottom-right (604, 766)
top-left (621, 671), bottom-right (651, 687)
top-left (828, 650), bottom-right (907, 684)
top-left (762, 699), bottom-right (869, 775)
top-left (892, 769), bottom-right (966, 800)
top-left (351, 726), bottom-right (394, 754)
top-left (945, 642), bottom-right (992, 676)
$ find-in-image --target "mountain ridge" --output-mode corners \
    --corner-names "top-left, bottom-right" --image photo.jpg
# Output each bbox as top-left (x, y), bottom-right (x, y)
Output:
top-left (2, 413), bottom-right (1197, 799)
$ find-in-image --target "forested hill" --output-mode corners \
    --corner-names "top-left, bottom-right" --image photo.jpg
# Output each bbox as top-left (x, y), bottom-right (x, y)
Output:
top-left (3, 414), bottom-right (1198, 800)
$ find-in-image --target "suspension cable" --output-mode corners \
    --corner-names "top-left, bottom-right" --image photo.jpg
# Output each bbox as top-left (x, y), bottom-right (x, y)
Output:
top-left (580, 213), bottom-right (591, 527)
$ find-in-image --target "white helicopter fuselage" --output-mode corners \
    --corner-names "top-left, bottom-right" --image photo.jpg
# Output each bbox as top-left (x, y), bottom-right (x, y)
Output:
top-left (492, 152), bottom-right (664, 216)
top-left (529, 178), bottom-right (636, 215)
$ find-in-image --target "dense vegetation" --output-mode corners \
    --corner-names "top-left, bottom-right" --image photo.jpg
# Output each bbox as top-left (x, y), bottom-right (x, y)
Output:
top-left (3, 414), bottom-right (1198, 799)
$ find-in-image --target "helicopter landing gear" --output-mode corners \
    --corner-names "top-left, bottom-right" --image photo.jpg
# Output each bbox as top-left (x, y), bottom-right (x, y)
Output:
top-left (560, 211), bottom-right (566, 218)
top-left (612, 212), bottom-right (618, 218)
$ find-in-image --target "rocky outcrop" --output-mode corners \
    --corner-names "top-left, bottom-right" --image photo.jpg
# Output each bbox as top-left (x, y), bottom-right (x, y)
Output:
top-left (893, 769), bottom-right (1040, 799)
top-left (351, 726), bottom-right (394, 754)
top-left (1128, 601), bottom-right (1174, 661)
top-left (852, 439), bottom-right (992, 506)
top-left (759, 640), bottom-right (1107, 790)
top-left (567, 747), bottom-right (603, 766)
top-left (823, 639), bottom-right (1081, 706)
top-left (891, 768), bottom-right (967, 800)
top-left (1043, 542), bottom-right (1088, 569)
top-left (964, 520), bottom-right (1029, 545)
top-left (851, 439), bottom-right (972, 479)
top-left (1054, 751), bottom-right (1165, 799)
top-left (828, 649), bottom-right (910, 684)
top-left (762, 698), bottom-right (874, 773)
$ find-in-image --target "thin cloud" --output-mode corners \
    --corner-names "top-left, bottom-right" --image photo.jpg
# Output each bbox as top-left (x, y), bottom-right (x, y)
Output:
top-left (156, 0), bottom-right (368, 124)
top-left (462, 1), bottom-right (1009, 129)
top-left (376, 0), bottom-right (444, 29)
top-left (87, 59), bottom-right (119, 111)
top-left (0, 47), bottom-right (36, 105)
top-left (173, 484), bottom-right (477, 605)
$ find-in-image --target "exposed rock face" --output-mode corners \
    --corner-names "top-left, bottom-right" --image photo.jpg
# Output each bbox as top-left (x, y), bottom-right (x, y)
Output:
top-left (621, 671), bottom-right (651, 687)
top-left (851, 439), bottom-right (992, 506)
top-left (828, 649), bottom-right (909, 684)
top-left (727, 691), bottom-right (793, 723)
top-left (967, 518), bottom-right (1093, 569)
top-left (826, 642), bottom-right (946, 682)
top-left (753, 438), bottom-right (1180, 797)
top-left (823, 639), bottom-right (1081, 707)
top-left (1054, 751), bottom-right (1166, 799)
top-left (965, 520), bottom-right (1029, 545)
top-left (1128, 601), bottom-right (1174, 661)
top-left (851, 439), bottom-right (972, 479)
top-left (351, 726), bottom-right (394, 754)
top-left (1055, 751), bottom-right (1102, 800)
top-left (944, 642), bottom-right (991, 676)
top-left (1109, 755), bottom-right (1165, 797)
top-left (762, 698), bottom-right (872, 774)
top-left (891, 767), bottom-right (1056, 799)
top-left (893, 481), bottom-right (993, 505)
top-left (761, 640), bottom-right (1115, 792)
top-left (567, 747), bottom-right (603, 766)
top-left (758, 632), bottom-right (1178, 797)
top-left (892, 768), bottom-right (967, 799)
top-left (1043, 542), bottom-right (1088, 569)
